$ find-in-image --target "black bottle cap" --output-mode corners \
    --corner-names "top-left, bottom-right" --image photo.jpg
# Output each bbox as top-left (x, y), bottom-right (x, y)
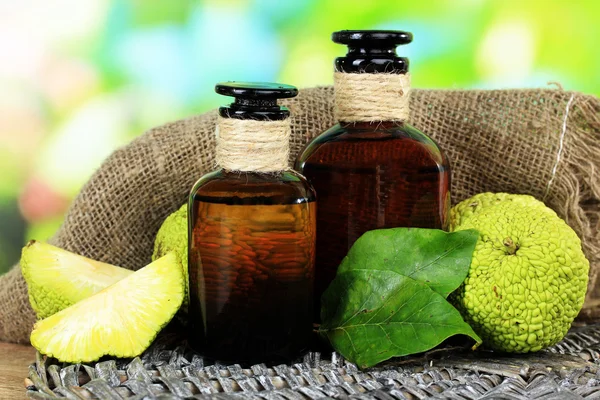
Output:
top-left (332, 30), bottom-right (413, 74)
top-left (216, 82), bottom-right (298, 120)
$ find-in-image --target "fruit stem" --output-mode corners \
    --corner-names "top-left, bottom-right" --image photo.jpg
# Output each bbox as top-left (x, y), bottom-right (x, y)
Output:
top-left (503, 237), bottom-right (518, 255)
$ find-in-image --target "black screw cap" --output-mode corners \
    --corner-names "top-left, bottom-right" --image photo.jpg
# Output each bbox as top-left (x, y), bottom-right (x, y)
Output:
top-left (216, 82), bottom-right (298, 120)
top-left (332, 30), bottom-right (413, 74)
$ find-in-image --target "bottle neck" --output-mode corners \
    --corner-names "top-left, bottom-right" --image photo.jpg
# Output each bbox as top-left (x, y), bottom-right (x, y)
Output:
top-left (334, 53), bottom-right (409, 74)
top-left (215, 116), bottom-right (291, 173)
top-left (333, 71), bottom-right (411, 123)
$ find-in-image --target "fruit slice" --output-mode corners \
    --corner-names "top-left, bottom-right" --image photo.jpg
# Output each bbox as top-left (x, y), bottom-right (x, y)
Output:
top-left (30, 253), bottom-right (184, 363)
top-left (21, 241), bottom-right (133, 319)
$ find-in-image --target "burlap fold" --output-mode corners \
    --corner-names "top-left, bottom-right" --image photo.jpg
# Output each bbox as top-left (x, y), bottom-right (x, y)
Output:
top-left (1, 87), bottom-right (598, 344)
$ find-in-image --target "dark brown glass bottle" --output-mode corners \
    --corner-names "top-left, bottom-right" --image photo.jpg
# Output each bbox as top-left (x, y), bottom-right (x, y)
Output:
top-left (189, 82), bottom-right (316, 364)
top-left (295, 31), bottom-right (451, 320)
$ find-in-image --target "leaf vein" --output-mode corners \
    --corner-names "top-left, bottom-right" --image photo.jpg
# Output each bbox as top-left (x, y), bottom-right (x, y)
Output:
top-left (407, 238), bottom-right (465, 277)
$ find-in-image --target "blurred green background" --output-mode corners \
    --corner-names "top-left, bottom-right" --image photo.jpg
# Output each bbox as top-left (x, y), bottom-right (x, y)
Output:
top-left (1, 0), bottom-right (599, 274)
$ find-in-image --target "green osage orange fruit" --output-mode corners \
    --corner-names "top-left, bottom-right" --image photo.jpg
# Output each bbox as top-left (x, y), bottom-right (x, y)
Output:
top-left (451, 195), bottom-right (589, 353)
top-left (152, 203), bottom-right (189, 311)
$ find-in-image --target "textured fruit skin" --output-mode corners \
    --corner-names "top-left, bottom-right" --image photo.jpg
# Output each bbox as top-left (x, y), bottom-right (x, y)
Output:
top-left (450, 193), bottom-right (551, 231)
top-left (451, 196), bottom-right (589, 353)
top-left (30, 253), bottom-right (184, 363)
top-left (153, 204), bottom-right (188, 310)
top-left (21, 241), bottom-right (132, 319)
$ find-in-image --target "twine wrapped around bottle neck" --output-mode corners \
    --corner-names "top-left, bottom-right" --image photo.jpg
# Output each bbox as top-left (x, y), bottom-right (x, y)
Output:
top-left (334, 72), bottom-right (411, 122)
top-left (215, 116), bottom-right (291, 172)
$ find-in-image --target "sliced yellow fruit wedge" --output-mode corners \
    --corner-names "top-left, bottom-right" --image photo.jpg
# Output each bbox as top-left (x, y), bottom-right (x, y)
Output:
top-left (21, 241), bottom-right (133, 319)
top-left (30, 253), bottom-right (184, 363)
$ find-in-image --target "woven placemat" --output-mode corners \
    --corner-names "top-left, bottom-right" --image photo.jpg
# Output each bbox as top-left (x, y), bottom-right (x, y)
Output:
top-left (25, 323), bottom-right (600, 399)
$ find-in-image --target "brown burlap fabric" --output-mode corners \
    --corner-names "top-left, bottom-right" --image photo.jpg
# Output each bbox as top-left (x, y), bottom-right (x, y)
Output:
top-left (0, 87), bottom-right (598, 344)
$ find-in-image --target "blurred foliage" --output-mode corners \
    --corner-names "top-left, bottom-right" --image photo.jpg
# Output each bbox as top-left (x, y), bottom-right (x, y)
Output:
top-left (1, 0), bottom-right (599, 274)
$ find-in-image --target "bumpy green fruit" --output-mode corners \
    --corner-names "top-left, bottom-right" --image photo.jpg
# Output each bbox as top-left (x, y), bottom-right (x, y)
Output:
top-left (451, 197), bottom-right (589, 353)
top-left (450, 193), bottom-right (552, 231)
top-left (153, 204), bottom-right (188, 310)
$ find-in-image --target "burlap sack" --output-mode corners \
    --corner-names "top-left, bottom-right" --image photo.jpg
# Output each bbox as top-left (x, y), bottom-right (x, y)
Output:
top-left (1, 87), bottom-right (598, 344)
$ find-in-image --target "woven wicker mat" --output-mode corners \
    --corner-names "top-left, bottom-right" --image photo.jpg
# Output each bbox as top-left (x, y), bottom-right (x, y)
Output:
top-left (25, 323), bottom-right (600, 400)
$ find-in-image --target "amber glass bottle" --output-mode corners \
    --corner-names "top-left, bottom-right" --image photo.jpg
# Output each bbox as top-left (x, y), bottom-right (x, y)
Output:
top-left (189, 82), bottom-right (316, 364)
top-left (295, 31), bottom-right (451, 320)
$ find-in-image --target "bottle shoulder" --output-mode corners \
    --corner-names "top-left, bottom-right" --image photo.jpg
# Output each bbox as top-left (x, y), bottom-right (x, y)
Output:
top-left (296, 121), bottom-right (449, 169)
top-left (302, 121), bottom-right (444, 148)
top-left (190, 169), bottom-right (316, 204)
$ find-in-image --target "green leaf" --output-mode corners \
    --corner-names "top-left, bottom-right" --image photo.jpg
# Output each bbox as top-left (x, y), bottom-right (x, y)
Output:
top-left (320, 228), bottom-right (481, 368)
top-left (320, 269), bottom-right (481, 369)
top-left (337, 228), bottom-right (479, 298)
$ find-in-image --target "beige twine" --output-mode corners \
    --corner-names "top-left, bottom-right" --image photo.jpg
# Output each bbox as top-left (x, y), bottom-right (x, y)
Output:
top-left (544, 94), bottom-right (575, 200)
top-left (215, 116), bottom-right (291, 172)
top-left (334, 71), bottom-right (411, 122)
